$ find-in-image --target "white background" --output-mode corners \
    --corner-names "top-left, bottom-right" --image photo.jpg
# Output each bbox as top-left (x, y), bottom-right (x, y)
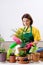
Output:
top-left (0, 0), bottom-right (43, 41)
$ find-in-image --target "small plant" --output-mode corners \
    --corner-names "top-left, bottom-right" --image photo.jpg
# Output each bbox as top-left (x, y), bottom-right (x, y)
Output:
top-left (0, 34), bottom-right (5, 48)
top-left (0, 34), bottom-right (5, 42)
top-left (19, 50), bottom-right (27, 57)
top-left (10, 53), bottom-right (14, 56)
top-left (0, 48), bottom-right (6, 53)
top-left (12, 28), bottom-right (28, 48)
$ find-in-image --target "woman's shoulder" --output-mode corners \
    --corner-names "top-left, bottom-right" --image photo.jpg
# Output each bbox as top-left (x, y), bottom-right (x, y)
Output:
top-left (32, 26), bottom-right (39, 32)
top-left (17, 27), bottom-right (24, 32)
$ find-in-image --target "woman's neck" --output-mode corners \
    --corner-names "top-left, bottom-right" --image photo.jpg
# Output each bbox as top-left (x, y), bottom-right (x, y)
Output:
top-left (24, 25), bottom-right (31, 28)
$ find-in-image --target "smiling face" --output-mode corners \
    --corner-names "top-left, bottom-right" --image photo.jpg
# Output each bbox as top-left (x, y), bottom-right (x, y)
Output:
top-left (22, 18), bottom-right (31, 27)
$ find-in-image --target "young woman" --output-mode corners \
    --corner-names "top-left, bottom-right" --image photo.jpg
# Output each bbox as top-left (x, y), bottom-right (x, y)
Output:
top-left (15, 13), bottom-right (41, 45)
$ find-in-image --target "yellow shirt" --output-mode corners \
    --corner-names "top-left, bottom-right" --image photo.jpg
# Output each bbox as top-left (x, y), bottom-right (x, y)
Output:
top-left (14, 26), bottom-right (41, 41)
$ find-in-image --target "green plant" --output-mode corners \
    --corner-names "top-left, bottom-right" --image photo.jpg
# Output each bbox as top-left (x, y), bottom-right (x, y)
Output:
top-left (12, 29), bottom-right (27, 48)
top-left (0, 34), bottom-right (5, 42)
top-left (0, 34), bottom-right (5, 48)
top-left (19, 50), bottom-right (27, 57)
top-left (10, 53), bottom-right (14, 56)
top-left (0, 48), bottom-right (6, 53)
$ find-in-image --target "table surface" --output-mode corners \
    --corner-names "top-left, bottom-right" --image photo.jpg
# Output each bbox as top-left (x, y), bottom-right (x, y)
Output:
top-left (0, 61), bottom-right (43, 65)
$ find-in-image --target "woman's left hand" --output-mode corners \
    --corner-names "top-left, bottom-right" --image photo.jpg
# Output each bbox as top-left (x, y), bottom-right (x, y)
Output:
top-left (33, 40), bottom-right (38, 45)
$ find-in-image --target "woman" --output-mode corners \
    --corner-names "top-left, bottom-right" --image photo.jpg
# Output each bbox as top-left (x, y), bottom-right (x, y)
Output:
top-left (7, 13), bottom-right (41, 58)
top-left (15, 13), bottom-right (41, 45)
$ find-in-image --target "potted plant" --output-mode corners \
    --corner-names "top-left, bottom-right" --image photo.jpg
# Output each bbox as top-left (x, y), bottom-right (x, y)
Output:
top-left (9, 53), bottom-right (16, 63)
top-left (0, 48), bottom-right (7, 62)
top-left (17, 50), bottom-right (29, 64)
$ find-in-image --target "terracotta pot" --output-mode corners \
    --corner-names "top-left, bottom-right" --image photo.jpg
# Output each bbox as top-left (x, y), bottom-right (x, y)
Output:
top-left (31, 53), bottom-right (40, 62)
top-left (40, 58), bottom-right (43, 61)
top-left (39, 51), bottom-right (43, 58)
top-left (0, 52), bottom-right (7, 62)
top-left (18, 47), bottom-right (27, 53)
top-left (9, 55), bottom-right (16, 63)
top-left (17, 56), bottom-right (29, 64)
top-left (18, 60), bottom-right (29, 64)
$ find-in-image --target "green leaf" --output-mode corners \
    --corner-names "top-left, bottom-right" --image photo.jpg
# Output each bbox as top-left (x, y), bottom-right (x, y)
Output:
top-left (19, 50), bottom-right (26, 57)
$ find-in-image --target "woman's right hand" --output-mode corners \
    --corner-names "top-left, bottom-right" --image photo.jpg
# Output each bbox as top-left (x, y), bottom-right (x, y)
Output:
top-left (26, 42), bottom-right (33, 49)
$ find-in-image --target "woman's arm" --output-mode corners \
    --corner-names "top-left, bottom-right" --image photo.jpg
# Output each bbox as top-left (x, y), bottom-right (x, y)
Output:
top-left (33, 28), bottom-right (41, 45)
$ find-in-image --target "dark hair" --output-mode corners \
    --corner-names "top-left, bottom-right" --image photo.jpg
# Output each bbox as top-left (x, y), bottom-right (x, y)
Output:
top-left (22, 13), bottom-right (33, 25)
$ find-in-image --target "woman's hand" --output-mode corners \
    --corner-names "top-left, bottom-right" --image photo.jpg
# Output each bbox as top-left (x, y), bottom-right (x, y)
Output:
top-left (25, 42), bottom-right (33, 49)
top-left (33, 40), bottom-right (38, 45)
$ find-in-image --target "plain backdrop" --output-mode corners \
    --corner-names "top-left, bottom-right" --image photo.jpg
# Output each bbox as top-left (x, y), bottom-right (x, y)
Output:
top-left (0, 0), bottom-right (43, 41)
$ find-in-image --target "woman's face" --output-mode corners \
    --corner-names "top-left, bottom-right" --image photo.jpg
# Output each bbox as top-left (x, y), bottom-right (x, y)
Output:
top-left (22, 18), bottom-right (31, 27)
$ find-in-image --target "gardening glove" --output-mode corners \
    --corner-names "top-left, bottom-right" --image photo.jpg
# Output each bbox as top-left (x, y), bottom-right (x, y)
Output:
top-left (26, 42), bottom-right (34, 49)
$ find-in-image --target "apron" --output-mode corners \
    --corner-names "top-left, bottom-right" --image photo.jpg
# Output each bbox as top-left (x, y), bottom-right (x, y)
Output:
top-left (20, 26), bottom-right (34, 54)
top-left (23, 26), bottom-right (34, 43)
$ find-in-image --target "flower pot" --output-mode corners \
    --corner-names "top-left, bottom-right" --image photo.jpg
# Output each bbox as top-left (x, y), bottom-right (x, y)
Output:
top-left (0, 52), bottom-right (7, 62)
top-left (18, 47), bottom-right (27, 53)
top-left (31, 53), bottom-right (40, 62)
top-left (17, 56), bottom-right (29, 64)
top-left (18, 60), bottom-right (29, 64)
top-left (39, 51), bottom-right (43, 58)
top-left (40, 58), bottom-right (43, 61)
top-left (9, 55), bottom-right (16, 63)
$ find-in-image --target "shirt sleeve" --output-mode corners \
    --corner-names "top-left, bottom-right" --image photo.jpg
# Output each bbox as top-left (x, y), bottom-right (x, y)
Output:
top-left (34, 29), bottom-right (41, 41)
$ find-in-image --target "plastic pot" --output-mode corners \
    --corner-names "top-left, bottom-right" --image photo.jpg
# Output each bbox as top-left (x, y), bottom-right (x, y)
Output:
top-left (0, 52), bottom-right (7, 62)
